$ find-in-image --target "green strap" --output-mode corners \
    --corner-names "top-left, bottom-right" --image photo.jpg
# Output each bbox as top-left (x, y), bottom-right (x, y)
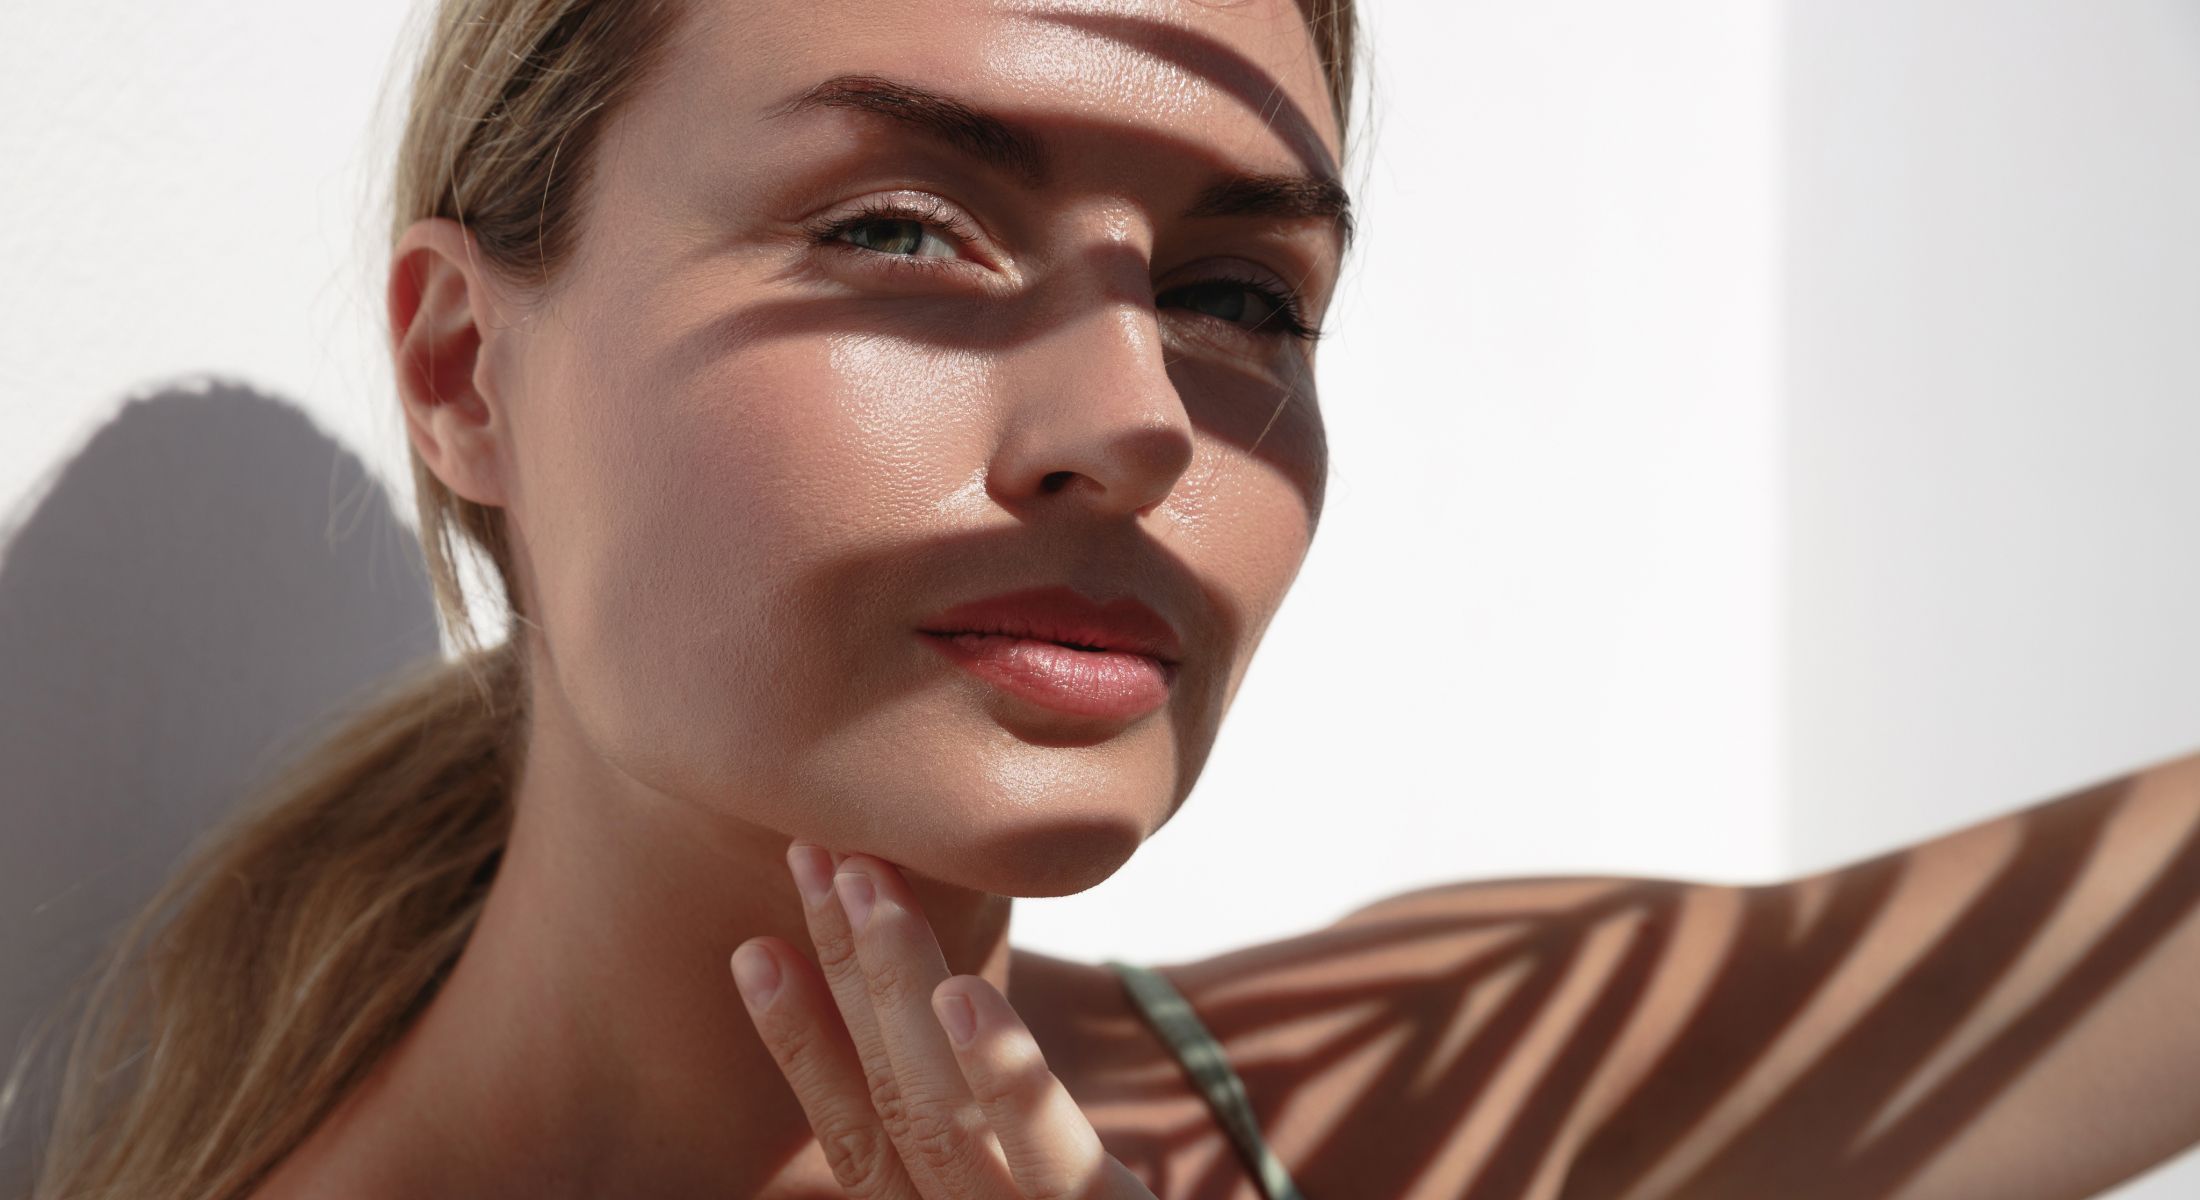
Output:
top-left (1102, 959), bottom-right (1308, 1200)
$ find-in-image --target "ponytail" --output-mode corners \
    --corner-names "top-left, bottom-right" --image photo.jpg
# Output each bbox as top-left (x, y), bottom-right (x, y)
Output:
top-left (8, 641), bottom-right (525, 1199)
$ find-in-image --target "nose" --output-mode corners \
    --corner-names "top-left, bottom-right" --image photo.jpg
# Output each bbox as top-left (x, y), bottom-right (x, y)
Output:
top-left (986, 258), bottom-right (1196, 521)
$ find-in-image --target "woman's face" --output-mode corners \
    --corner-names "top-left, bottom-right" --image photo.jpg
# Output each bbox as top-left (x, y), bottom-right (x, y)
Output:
top-left (487, 0), bottom-right (1345, 896)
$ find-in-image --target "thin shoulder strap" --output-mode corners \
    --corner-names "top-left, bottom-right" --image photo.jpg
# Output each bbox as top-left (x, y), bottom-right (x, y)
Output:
top-left (1102, 959), bottom-right (1308, 1200)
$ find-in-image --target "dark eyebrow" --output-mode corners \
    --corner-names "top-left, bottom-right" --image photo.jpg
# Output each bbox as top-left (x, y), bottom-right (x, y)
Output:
top-left (1186, 172), bottom-right (1354, 254)
top-left (762, 72), bottom-right (1354, 254)
top-left (763, 73), bottom-right (1051, 187)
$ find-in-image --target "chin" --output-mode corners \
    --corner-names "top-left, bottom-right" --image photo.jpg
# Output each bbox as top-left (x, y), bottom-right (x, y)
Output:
top-left (943, 818), bottom-right (1149, 898)
top-left (775, 684), bottom-right (1190, 894)
top-left (867, 781), bottom-right (1159, 899)
top-left (806, 762), bottom-right (1163, 901)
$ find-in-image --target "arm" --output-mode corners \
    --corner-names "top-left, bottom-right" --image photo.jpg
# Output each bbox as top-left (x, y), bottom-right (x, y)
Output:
top-left (1569, 746), bottom-right (2200, 1200)
top-left (1158, 749), bottom-right (2200, 1200)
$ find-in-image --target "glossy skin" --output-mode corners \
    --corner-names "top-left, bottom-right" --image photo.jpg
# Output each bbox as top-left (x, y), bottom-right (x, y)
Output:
top-left (729, 841), bottom-right (1164, 1197)
top-left (266, 0), bottom-right (1343, 1196)
top-left (261, 0), bottom-right (2200, 1194)
top-left (1142, 753), bottom-right (2200, 1200)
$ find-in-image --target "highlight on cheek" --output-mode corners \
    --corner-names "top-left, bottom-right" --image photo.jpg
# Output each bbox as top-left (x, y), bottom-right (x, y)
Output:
top-left (823, 335), bottom-right (994, 448)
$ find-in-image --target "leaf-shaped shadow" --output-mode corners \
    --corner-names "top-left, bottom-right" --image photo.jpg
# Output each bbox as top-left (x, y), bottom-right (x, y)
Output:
top-left (1091, 765), bottom-right (2200, 1200)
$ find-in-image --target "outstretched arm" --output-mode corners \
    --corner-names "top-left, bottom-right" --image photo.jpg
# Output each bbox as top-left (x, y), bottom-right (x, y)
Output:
top-left (1133, 747), bottom-right (2200, 1199)
top-left (1569, 745), bottom-right (2200, 1200)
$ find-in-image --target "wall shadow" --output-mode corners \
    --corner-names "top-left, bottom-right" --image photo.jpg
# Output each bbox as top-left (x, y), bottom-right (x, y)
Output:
top-left (0, 380), bottom-right (439, 1195)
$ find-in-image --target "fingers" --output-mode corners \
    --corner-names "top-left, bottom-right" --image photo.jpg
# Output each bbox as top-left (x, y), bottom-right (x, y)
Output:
top-left (736, 842), bottom-right (1158, 1200)
top-left (932, 974), bottom-right (1152, 1200)
top-left (823, 850), bottom-right (1017, 1197)
top-left (733, 934), bottom-right (931, 1198)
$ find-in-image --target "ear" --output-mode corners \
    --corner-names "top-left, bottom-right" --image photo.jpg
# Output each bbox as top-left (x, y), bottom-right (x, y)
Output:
top-left (388, 217), bottom-right (521, 509)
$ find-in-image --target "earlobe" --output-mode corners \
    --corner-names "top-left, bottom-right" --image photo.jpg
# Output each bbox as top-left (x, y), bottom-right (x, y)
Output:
top-left (388, 216), bottom-right (513, 509)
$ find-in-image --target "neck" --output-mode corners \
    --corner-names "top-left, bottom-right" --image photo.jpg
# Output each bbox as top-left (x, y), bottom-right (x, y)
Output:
top-left (323, 669), bottom-right (1017, 1198)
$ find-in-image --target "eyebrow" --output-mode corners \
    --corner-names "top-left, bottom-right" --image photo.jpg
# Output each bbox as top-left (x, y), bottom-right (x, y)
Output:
top-left (762, 72), bottom-right (1353, 253)
top-left (1186, 172), bottom-right (1354, 252)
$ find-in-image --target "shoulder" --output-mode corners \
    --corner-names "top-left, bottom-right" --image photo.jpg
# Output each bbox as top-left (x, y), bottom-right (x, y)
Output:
top-left (1060, 875), bottom-right (1738, 1200)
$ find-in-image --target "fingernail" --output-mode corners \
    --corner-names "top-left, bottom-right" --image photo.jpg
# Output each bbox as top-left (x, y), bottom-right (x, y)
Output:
top-left (934, 989), bottom-right (977, 1047)
top-left (732, 943), bottom-right (780, 1009)
top-left (788, 842), bottom-right (833, 908)
top-left (834, 867), bottom-right (876, 931)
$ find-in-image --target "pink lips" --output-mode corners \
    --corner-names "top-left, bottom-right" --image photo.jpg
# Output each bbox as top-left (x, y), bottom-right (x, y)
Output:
top-left (917, 585), bottom-right (1181, 720)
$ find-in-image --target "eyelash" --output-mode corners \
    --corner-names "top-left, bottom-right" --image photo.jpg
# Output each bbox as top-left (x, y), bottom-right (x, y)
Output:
top-left (801, 196), bottom-right (1324, 344)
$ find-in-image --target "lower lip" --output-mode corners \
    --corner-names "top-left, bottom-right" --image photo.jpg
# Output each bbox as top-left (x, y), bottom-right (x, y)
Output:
top-left (918, 631), bottom-right (1175, 721)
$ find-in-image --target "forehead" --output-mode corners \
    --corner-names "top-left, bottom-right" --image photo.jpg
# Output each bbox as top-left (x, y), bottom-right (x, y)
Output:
top-left (655, 0), bottom-right (1341, 183)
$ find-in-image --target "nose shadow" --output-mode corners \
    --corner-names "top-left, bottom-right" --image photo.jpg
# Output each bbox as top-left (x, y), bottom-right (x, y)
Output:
top-left (0, 380), bottom-right (439, 1192)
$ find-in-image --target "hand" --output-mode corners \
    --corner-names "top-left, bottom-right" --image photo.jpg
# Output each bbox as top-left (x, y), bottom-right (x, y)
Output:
top-left (730, 840), bottom-right (1162, 1200)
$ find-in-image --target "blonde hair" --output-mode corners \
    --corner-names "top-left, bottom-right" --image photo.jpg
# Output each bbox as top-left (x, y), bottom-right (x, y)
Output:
top-left (4, 2), bottom-right (1359, 1196)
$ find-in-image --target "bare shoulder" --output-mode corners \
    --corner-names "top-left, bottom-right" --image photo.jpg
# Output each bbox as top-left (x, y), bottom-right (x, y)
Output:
top-left (1049, 874), bottom-right (1735, 1200)
top-left (1149, 756), bottom-right (2200, 1200)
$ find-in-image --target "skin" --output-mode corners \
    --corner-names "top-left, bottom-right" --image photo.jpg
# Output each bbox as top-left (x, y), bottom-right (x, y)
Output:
top-left (254, 0), bottom-right (2200, 1194)
top-left (259, 0), bottom-right (1344, 1196)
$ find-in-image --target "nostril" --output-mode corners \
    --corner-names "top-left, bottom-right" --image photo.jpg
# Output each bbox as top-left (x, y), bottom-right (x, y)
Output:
top-left (1040, 470), bottom-right (1075, 494)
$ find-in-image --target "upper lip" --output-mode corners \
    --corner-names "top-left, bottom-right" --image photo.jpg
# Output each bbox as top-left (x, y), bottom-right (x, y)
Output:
top-left (919, 585), bottom-right (1184, 665)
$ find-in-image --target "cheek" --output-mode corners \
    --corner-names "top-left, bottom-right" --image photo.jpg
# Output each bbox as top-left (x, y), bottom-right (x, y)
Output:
top-left (1184, 455), bottom-right (1315, 717)
top-left (531, 331), bottom-right (1001, 797)
top-left (1167, 359), bottom-right (1325, 581)
top-left (1163, 350), bottom-right (1326, 521)
top-left (1160, 375), bottom-right (1324, 717)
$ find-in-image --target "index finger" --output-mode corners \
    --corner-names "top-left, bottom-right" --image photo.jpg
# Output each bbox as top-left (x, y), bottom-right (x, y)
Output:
top-left (827, 852), bottom-right (1015, 1197)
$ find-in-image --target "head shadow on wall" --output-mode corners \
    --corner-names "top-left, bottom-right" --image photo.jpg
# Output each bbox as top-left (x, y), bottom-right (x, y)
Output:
top-left (0, 379), bottom-right (439, 1191)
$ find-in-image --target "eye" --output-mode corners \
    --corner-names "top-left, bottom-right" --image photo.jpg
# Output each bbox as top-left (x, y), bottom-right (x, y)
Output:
top-left (1165, 280), bottom-right (1270, 323)
top-left (805, 193), bottom-right (982, 265)
top-left (834, 217), bottom-right (960, 258)
top-left (805, 197), bottom-right (1323, 343)
top-left (1158, 276), bottom-right (1322, 343)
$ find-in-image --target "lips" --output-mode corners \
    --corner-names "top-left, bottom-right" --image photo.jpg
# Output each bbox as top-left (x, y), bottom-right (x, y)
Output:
top-left (916, 585), bottom-right (1181, 721)
top-left (917, 585), bottom-right (1183, 664)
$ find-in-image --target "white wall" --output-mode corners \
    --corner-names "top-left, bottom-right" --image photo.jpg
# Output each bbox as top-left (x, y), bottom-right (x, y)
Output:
top-left (1784, 0), bottom-right (2200, 869)
top-left (2, 0), bottom-right (2191, 1195)
top-left (0, 3), bottom-right (418, 538)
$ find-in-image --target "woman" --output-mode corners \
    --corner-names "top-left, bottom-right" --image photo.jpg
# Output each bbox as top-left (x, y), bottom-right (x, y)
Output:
top-left (17, 0), bottom-right (2200, 1197)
